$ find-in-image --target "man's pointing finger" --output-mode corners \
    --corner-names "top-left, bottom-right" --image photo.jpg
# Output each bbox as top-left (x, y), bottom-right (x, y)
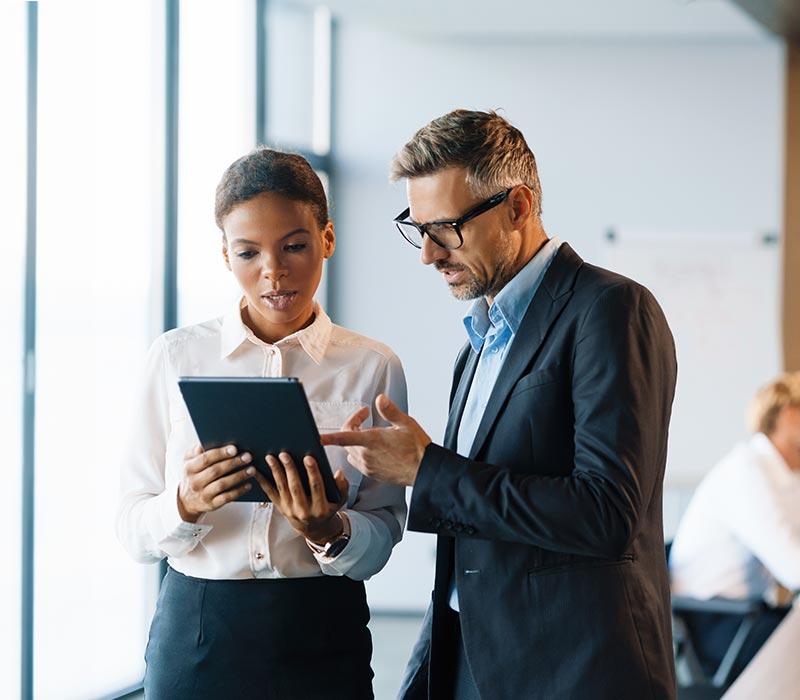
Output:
top-left (320, 430), bottom-right (372, 448)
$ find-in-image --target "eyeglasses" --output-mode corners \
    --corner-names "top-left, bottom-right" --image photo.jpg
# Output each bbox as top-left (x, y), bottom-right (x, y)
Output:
top-left (393, 188), bottom-right (512, 250)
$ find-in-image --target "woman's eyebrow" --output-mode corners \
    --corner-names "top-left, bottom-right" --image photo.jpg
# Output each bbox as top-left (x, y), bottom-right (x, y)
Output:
top-left (230, 229), bottom-right (311, 245)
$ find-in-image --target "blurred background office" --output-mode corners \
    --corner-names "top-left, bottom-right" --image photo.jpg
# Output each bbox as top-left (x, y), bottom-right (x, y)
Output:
top-left (3, 0), bottom-right (799, 698)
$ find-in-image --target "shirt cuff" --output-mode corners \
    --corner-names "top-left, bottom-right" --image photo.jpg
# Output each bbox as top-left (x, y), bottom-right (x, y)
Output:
top-left (306, 512), bottom-right (349, 556)
top-left (155, 487), bottom-right (213, 558)
top-left (311, 509), bottom-right (369, 574)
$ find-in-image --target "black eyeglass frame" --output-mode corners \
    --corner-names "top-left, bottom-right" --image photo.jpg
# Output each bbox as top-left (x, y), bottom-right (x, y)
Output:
top-left (393, 188), bottom-right (512, 250)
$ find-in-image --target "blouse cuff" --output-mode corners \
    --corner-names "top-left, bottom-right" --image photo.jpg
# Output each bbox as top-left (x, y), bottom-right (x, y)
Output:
top-left (311, 509), bottom-right (370, 575)
top-left (155, 487), bottom-right (213, 558)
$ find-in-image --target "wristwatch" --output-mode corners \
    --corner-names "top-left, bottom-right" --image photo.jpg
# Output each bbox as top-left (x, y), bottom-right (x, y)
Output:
top-left (307, 512), bottom-right (351, 559)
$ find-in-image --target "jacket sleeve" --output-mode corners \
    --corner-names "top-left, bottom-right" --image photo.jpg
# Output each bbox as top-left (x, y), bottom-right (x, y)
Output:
top-left (408, 282), bottom-right (677, 558)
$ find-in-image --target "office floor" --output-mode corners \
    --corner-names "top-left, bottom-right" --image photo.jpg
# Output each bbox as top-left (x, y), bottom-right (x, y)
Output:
top-left (123, 613), bottom-right (425, 700)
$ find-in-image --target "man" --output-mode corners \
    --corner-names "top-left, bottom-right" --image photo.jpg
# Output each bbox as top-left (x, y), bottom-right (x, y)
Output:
top-left (669, 372), bottom-right (800, 678)
top-left (323, 109), bottom-right (678, 699)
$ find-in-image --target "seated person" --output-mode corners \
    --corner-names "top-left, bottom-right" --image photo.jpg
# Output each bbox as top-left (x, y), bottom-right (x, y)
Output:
top-left (669, 371), bottom-right (800, 682)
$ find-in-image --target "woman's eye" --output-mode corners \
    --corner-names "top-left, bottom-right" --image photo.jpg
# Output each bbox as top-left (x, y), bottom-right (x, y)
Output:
top-left (285, 243), bottom-right (306, 252)
top-left (236, 250), bottom-right (258, 260)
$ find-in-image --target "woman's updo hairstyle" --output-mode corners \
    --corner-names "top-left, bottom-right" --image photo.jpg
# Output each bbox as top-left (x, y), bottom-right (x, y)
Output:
top-left (215, 147), bottom-right (329, 231)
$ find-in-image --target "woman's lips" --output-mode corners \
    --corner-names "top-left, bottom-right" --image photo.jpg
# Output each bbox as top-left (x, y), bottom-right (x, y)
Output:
top-left (261, 291), bottom-right (298, 310)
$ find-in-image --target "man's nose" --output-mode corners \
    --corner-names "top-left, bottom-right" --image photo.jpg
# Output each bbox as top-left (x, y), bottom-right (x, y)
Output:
top-left (420, 235), bottom-right (448, 266)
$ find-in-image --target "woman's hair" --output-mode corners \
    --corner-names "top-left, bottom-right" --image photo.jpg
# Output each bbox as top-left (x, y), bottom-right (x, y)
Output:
top-left (215, 147), bottom-right (329, 231)
top-left (748, 372), bottom-right (800, 435)
top-left (390, 109), bottom-right (543, 219)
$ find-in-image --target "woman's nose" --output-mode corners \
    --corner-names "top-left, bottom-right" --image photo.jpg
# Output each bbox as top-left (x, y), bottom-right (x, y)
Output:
top-left (260, 253), bottom-right (288, 280)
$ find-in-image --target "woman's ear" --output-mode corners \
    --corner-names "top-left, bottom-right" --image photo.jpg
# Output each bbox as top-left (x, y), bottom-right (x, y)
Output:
top-left (322, 222), bottom-right (336, 259)
top-left (222, 235), bottom-right (232, 271)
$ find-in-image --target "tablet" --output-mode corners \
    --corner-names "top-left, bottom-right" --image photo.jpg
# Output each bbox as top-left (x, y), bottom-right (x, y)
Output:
top-left (177, 377), bottom-right (341, 503)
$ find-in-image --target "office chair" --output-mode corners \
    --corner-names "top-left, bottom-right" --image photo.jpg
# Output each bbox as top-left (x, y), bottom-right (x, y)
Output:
top-left (666, 541), bottom-right (783, 696)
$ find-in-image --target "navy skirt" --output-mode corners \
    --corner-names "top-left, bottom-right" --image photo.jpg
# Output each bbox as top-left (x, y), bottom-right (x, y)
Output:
top-left (144, 568), bottom-right (374, 700)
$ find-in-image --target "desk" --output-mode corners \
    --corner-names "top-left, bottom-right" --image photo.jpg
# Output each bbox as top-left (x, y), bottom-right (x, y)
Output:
top-left (722, 604), bottom-right (800, 700)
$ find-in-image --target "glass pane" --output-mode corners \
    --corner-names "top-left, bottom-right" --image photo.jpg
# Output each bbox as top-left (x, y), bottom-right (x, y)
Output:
top-left (0, 2), bottom-right (27, 697)
top-left (178, 0), bottom-right (255, 326)
top-left (35, 1), bottom-right (161, 698)
top-left (265, 3), bottom-right (331, 154)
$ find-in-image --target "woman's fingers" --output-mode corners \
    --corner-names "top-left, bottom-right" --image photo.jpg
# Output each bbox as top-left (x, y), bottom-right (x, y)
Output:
top-left (184, 444), bottom-right (203, 461)
top-left (210, 480), bottom-right (253, 508)
top-left (303, 456), bottom-right (325, 505)
top-left (280, 452), bottom-right (309, 508)
top-left (251, 468), bottom-right (279, 502)
top-left (266, 454), bottom-right (289, 499)
top-left (208, 465), bottom-right (256, 498)
top-left (187, 447), bottom-right (251, 484)
top-left (333, 468), bottom-right (350, 510)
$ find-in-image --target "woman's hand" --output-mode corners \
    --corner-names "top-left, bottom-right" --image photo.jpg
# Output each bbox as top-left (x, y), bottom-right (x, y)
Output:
top-left (177, 444), bottom-right (255, 523)
top-left (252, 452), bottom-right (349, 544)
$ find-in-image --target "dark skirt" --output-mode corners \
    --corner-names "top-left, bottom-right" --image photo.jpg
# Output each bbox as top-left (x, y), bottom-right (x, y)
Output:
top-left (144, 567), bottom-right (374, 700)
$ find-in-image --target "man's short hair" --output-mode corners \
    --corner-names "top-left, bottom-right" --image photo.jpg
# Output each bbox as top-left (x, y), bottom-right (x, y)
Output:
top-left (215, 147), bottom-right (329, 231)
top-left (390, 109), bottom-right (543, 219)
top-left (748, 372), bottom-right (800, 435)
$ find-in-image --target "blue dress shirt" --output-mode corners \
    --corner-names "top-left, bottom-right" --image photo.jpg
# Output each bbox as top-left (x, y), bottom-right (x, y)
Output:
top-left (450, 236), bottom-right (561, 610)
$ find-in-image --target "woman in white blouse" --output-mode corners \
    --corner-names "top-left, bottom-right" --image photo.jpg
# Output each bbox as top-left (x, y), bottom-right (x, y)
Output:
top-left (116, 148), bottom-right (408, 700)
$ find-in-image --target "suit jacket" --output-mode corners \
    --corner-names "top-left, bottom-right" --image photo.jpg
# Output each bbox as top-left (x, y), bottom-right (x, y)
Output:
top-left (398, 243), bottom-right (678, 700)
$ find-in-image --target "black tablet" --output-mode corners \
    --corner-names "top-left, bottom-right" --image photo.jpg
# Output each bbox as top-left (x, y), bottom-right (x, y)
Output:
top-left (177, 377), bottom-right (341, 503)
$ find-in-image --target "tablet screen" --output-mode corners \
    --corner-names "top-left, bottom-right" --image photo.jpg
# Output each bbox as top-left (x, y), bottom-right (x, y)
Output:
top-left (178, 377), bottom-right (340, 503)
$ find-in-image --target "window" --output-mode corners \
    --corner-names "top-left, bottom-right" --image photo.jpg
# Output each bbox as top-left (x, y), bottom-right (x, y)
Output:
top-left (0, 3), bottom-right (27, 698)
top-left (34, 1), bottom-right (161, 697)
top-left (7, 2), bottom-right (335, 697)
top-left (177, 0), bottom-right (255, 327)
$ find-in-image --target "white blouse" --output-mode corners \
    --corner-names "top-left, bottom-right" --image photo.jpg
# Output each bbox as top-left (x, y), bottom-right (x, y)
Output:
top-left (116, 299), bottom-right (408, 581)
top-left (670, 432), bottom-right (800, 604)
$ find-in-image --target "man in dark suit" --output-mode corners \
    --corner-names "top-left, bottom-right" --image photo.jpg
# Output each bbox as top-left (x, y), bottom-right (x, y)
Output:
top-left (322, 109), bottom-right (678, 700)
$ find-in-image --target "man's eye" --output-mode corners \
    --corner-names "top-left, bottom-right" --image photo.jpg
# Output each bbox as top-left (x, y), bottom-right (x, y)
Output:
top-left (236, 250), bottom-right (258, 260)
top-left (285, 243), bottom-right (307, 252)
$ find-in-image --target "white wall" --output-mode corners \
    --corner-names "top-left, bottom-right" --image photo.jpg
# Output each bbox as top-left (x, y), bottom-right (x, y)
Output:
top-left (327, 25), bottom-right (785, 609)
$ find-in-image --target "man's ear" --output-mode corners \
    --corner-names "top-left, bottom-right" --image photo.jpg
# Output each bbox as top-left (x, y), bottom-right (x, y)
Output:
top-left (323, 221), bottom-right (336, 259)
top-left (222, 236), bottom-right (232, 270)
top-left (508, 185), bottom-right (534, 230)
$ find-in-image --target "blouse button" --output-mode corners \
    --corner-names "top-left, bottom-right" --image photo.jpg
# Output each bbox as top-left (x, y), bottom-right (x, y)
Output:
top-left (255, 552), bottom-right (264, 560)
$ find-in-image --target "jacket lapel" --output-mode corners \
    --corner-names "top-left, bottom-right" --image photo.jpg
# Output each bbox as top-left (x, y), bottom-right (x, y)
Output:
top-left (468, 243), bottom-right (583, 459)
top-left (443, 343), bottom-right (480, 450)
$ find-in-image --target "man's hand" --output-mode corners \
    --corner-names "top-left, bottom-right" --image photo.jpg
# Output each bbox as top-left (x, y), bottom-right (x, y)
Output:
top-left (320, 394), bottom-right (431, 486)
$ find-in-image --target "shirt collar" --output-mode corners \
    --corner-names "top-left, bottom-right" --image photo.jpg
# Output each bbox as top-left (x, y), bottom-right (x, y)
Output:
top-left (752, 432), bottom-right (800, 489)
top-left (462, 236), bottom-right (561, 352)
top-left (220, 297), bottom-right (332, 365)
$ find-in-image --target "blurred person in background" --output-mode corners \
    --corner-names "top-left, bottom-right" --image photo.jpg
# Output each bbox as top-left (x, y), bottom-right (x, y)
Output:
top-left (669, 372), bottom-right (800, 679)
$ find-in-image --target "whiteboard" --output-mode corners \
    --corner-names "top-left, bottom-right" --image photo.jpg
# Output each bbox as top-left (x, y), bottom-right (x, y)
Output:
top-left (599, 230), bottom-right (781, 487)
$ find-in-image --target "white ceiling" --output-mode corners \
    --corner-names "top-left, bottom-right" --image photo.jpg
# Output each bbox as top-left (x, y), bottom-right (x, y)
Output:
top-left (277, 0), bottom-right (768, 41)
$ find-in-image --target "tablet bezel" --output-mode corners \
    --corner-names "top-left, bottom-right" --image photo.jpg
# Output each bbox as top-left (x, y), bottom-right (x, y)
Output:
top-left (177, 377), bottom-right (341, 504)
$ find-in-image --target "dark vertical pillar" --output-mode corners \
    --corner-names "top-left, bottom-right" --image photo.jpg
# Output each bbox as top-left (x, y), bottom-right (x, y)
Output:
top-left (21, 3), bottom-right (38, 699)
top-left (256, 0), bottom-right (267, 146)
top-left (784, 43), bottom-right (800, 371)
top-left (160, 0), bottom-right (180, 584)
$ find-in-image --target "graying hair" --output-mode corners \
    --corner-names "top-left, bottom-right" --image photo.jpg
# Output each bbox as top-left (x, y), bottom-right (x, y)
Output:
top-left (390, 109), bottom-right (542, 219)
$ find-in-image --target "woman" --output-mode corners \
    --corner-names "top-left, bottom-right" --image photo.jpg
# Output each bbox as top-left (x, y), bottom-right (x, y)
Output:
top-left (116, 148), bottom-right (407, 700)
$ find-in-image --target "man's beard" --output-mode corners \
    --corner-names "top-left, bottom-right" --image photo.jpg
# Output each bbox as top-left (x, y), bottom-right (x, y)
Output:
top-left (435, 236), bottom-right (517, 301)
